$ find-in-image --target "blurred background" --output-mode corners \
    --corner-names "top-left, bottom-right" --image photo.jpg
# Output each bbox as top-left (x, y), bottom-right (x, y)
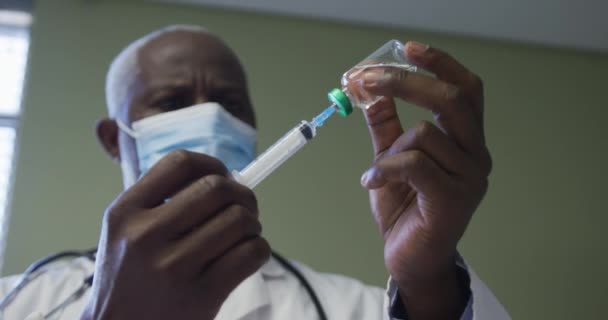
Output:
top-left (0, 0), bottom-right (607, 318)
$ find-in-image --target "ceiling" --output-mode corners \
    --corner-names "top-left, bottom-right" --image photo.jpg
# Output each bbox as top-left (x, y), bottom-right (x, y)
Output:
top-left (156, 0), bottom-right (608, 52)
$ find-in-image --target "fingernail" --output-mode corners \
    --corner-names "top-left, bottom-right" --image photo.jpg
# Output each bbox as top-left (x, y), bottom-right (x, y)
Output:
top-left (406, 41), bottom-right (429, 55)
top-left (360, 171), bottom-right (370, 187)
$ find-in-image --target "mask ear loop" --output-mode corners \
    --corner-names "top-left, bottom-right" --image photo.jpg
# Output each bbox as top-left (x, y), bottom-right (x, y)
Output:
top-left (115, 119), bottom-right (139, 138)
top-left (115, 119), bottom-right (140, 188)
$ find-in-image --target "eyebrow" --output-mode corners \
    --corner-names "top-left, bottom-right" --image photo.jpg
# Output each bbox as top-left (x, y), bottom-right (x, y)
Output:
top-left (144, 78), bottom-right (191, 91)
top-left (136, 72), bottom-right (247, 102)
top-left (209, 78), bottom-right (247, 91)
top-left (139, 80), bottom-right (191, 99)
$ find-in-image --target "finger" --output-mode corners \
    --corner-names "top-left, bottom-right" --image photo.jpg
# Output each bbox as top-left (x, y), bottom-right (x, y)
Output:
top-left (160, 204), bottom-right (262, 276)
top-left (362, 69), bottom-right (484, 153)
top-left (196, 237), bottom-right (271, 302)
top-left (382, 121), bottom-right (475, 177)
top-left (157, 175), bottom-right (258, 235)
top-left (362, 97), bottom-right (404, 157)
top-left (122, 150), bottom-right (228, 209)
top-left (361, 150), bottom-right (451, 193)
top-left (405, 42), bottom-right (483, 100)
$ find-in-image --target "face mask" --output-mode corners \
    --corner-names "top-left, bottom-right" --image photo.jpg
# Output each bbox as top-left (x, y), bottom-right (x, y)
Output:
top-left (116, 102), bottom-right (256, 187)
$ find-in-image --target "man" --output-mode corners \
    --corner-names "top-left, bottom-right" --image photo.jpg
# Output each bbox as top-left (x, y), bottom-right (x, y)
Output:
top-left (0, 25), bottom-right (509, 319)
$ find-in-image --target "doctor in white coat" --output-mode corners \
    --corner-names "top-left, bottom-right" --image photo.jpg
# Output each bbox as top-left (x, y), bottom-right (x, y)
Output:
top-left (0, 25), bottom-right (510, 320)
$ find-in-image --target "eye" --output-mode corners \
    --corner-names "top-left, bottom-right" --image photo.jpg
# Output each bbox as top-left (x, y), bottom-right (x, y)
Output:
top-left (156, 94), bottom-right (191, 112)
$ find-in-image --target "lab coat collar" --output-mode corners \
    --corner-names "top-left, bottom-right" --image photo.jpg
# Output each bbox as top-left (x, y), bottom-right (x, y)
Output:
top-left (260, 256), bottom-right (286, 278)
top-left (214, 257), bottom-right (286, 319)
top-left (215, 271), bottom-right (270, 320)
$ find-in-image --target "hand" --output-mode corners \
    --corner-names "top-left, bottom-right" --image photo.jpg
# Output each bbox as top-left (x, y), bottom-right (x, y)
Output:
top-left (359, 42), bottom-right (491, 318)
top-left (81, 151), bottom-right (270, 320)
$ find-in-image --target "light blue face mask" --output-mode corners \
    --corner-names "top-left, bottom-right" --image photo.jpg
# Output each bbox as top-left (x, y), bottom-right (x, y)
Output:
top-left (116, 102), bottom-right (256, 187)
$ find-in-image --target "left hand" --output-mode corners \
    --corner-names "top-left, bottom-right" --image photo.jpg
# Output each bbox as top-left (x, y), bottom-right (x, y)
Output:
top-left (358, 42), bottom-right (492, 315)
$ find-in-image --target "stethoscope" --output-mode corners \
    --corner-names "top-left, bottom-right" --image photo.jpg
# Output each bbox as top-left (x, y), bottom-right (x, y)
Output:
top-left (0, 249), bottom-right (327, 320)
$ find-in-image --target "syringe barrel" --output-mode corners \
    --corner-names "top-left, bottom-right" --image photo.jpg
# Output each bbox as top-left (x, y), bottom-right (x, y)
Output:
top-left (233, 121), bottom-right (314, 189)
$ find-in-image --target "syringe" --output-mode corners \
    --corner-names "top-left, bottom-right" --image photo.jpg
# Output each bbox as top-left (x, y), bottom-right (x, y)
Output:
top-left (232, 88), bottom-right (352, 189)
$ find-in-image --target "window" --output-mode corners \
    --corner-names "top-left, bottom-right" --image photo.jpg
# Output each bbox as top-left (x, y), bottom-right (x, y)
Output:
top-left (0, 10), bottom-right (32, 269)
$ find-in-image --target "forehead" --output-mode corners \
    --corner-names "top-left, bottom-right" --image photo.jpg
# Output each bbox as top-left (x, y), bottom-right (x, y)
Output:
top-left (136, 31), bottom-right (245, 85)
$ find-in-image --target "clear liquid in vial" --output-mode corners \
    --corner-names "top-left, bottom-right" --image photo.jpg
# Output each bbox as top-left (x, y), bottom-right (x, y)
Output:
top-left (341, 62), bottom-right (417, 109)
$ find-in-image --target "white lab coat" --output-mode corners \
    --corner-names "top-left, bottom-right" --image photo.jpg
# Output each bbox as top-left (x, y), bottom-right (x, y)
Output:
top-left (0, 256), bottom-right (510, 320)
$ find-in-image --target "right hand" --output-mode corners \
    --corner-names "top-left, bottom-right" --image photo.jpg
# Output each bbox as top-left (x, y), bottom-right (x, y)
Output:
top-left (81, 150), bottom-right (270, 320)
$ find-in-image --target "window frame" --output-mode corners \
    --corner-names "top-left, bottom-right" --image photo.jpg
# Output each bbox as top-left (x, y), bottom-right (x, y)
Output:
top-left (0, 9), bottom-right (32, 272)
top-left (0, 115), bottom-right (18, 127)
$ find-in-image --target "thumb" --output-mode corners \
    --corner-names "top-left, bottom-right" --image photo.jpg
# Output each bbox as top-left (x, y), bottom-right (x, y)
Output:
top-left (363, 97), bottom-right (403, 158)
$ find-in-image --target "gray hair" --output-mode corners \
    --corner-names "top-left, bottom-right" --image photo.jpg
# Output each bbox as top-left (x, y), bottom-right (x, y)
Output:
top-left (105, 25), bottom-right (209, 119)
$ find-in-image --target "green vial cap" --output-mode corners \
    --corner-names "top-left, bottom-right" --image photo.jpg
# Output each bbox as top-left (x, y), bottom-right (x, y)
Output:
top-left (328, 88), bottom-right (352, 117)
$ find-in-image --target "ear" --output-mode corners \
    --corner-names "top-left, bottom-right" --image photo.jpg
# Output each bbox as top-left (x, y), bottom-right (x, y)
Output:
top-left (95, 118), bottom-right (120, 162)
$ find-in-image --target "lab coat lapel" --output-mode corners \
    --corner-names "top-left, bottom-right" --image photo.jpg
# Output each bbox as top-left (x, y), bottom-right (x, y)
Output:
top-left (214, 271), bottom-right (271, 320)
top-left (213, 257), bottom-right (286, 320)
